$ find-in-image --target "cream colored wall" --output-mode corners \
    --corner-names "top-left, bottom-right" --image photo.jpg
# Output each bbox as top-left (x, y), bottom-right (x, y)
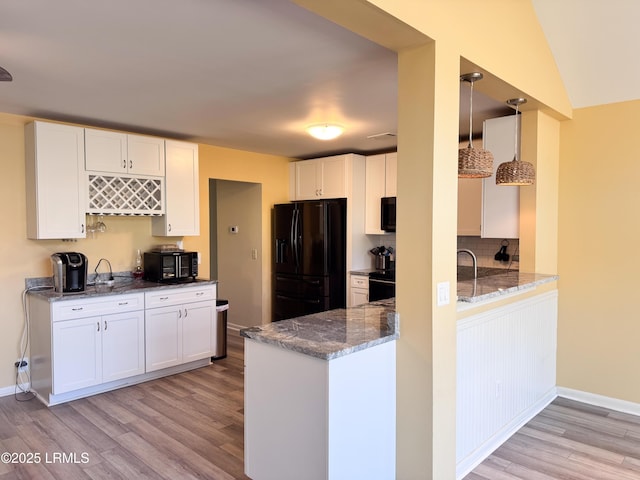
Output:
top-left (0, 112), bottom-right (291, 390)
top-left (558, 100), bottom-right (640, 402)
top-left (186, 143), bottom-right (292, 326)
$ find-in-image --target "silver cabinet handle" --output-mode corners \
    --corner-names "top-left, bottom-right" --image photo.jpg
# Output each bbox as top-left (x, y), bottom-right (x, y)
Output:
top-left (123, 159), bottom-right (127, 169)
top-left (159, 296), bottom-right (169, 301)
top-left (178, 309), bottom-right (182, 318)
top-left (97, 321), bottom-right (100, 332)
top-left (118, 301), bottom-right (129, 306)
top-left (104, 320), bottom-right (108, 331)
top-left (184, 308), bottom-right (188, 318)
top-left (81, 223), bottom-right (85, 233)
top-left (129, 160), bottom-right (133, 169)
top-left (196, 292), bottom-right (204, 297)
top-left (168, 224), bottom-right (172, 232)
top-left (72, 307), bottom-right (84, 311)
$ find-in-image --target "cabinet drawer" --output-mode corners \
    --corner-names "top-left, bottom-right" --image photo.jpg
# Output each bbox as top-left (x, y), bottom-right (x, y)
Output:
top-left (52, 293), bottom-right (144, 321)
top-left (350, 275), bottom-right (369, 289)
top-left (145, 284), bottom-right (216, 309)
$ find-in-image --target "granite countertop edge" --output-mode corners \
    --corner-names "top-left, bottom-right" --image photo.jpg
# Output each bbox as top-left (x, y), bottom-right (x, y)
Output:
top-left (241, 300), bottom-right (398, 361)
top-left (26, 274), bottom-right (218, 302)
top-left (457, 272), bottom-right (559, 303)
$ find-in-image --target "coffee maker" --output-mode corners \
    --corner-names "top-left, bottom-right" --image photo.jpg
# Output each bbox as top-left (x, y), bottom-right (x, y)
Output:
top-left (51, 252), bottom-right (88, 293)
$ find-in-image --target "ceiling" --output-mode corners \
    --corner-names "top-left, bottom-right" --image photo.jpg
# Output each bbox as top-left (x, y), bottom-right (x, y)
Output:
top-left (0, 0), bottom-right (636, 159)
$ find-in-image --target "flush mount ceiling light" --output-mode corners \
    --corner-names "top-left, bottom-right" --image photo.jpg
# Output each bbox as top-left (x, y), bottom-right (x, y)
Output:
top-left (496, 98), bottom-right (535, 186)
top-left (0, 66), bottom-right (12, 81)
top-left (306, 124), bottom-right (344, 141)
top-left (458, 72), bottom-right (494, 178)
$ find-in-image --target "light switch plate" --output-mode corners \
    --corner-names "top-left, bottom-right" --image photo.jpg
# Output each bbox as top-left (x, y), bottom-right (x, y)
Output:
top-left (437, 281), bottom-right (450, 306)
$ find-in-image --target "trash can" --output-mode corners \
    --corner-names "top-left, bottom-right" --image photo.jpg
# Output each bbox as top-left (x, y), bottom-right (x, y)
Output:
top-left (213, 299), bottom-right (229, 360)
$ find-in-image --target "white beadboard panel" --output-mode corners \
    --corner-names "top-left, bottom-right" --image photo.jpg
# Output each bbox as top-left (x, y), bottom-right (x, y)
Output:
top-left (456, 290), bottom-right (558, 478)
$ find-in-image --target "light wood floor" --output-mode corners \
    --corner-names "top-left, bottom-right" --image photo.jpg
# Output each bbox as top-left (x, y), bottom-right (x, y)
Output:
top-left (3, 334), bottom-right (640, 479)
top-left (0, 332), bottom-right (249, 480)
top-left (465, 396), bottom-right (640, 479)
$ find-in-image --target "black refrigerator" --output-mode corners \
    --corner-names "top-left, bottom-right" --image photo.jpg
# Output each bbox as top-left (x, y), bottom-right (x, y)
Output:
top-left (273, 198), bottom-right (346, 322)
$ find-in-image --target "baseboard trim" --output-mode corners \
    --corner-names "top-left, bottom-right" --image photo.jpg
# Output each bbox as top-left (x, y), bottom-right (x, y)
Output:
top-left (557, 387), bottom-right (640, 416)
top-left (0, 384), bottom-right (30, 398)
top-left (456, 387), bottom-right (557, 480)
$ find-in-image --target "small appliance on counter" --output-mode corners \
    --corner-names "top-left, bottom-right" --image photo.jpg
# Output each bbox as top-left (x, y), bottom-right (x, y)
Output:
top-left (369, 246), bottom-right (395, 271)
top-left (51, 252), bottom-right (88, 293)
top-left (143, 248), bottom-right (198, 283)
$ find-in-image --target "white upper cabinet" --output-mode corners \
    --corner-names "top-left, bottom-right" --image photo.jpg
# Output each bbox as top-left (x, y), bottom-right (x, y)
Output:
top-left (290, 154), bottom-right (349, 200)
top-left (25, 121), bottom-right (86, 239)
top-left (85, 128), bottom-right (165, 177)
top-left (457, 118), bottom-right (520, 239)
top-left (482, 116), bottom-right (520, 239)
top-left (152, 140), bottom-right (200, 236)
top-left (365, 152), bottom-right (397, 234)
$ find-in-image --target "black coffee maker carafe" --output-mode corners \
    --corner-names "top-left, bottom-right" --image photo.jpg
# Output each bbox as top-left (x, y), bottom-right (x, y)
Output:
top-left (51, 252), bottom-right (88, 293)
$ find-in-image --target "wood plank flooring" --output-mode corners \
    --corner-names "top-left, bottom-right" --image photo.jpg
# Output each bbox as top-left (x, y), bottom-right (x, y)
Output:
top-left (0, 332), bottom-right (249, 480)
top-left (465, 396), bottom-right (640, 479)
top-left (3, 334), bottom-right (640, 479)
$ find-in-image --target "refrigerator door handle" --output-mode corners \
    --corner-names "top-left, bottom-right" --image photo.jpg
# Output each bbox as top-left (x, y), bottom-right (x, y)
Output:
top-left (293, 208), bottom-right (301, 269)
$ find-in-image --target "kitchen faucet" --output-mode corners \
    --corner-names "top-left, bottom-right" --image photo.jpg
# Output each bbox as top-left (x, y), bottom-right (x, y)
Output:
top-left (457, 249), bottom-right (477, 280)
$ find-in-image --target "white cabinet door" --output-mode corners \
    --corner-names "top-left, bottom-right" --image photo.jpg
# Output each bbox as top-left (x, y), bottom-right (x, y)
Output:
top-left (295, 160), bottom-right (321, 199)
top-left (102, 310), bottom-right (145, 383)
top-left (152, 140), bottom-right (199, 236)
top-left (365, 154), bottom-right (386, 234)
top-left (145, 305), bottom-right (182, 372)
top-left (127, 134), bottom-right (165, 176)
top-left (85, 129), bottom-right (165, 176)
top-left (482, 116), bottom-right (520, 239)
top-left (25, 122), bottom-right (86, 239)
top-left (319, 155), bottom-right (347, 198)
top-left (85, 129), bottom-right (128, 173)
top-left (182, 301), bottom-right (214, 362)
top-left (384, 152), bottom-right (397, 197)
top-left (52, 317), bottom-right (102, 394)
top-left (350, 289), bottom-right (369, 307)
top-left (293, 155), bottom-right (348, 200)
top-left (457, 177), bottom-right (482, 236)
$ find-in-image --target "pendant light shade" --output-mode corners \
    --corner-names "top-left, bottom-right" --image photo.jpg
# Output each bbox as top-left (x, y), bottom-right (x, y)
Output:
top-left (458, 72), bottom-right (493, 178)
top-left (495, 98), bottom-right (535, 186)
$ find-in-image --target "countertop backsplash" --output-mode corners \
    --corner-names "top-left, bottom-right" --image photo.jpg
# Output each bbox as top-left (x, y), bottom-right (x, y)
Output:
top-left (457, 236), bottom-right (519, 270)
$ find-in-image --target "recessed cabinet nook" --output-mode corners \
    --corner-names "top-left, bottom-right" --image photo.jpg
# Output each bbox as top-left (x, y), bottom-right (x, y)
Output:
top-left (25, 120), bottom-right (200, 239)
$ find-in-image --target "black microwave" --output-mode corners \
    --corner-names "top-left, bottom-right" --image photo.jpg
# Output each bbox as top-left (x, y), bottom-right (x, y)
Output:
top-left (381, 196), bottom-right (396, 232)
top-left (143, 251), bottom-right (198, 282)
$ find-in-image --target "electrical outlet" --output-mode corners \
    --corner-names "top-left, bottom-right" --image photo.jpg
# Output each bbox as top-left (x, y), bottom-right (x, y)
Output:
top-left (14, 359), bottom-right (28, 372)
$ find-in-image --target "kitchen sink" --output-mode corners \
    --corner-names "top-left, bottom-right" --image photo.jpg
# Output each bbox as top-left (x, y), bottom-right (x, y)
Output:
top-left (457, 266), bottom-right (513, 281)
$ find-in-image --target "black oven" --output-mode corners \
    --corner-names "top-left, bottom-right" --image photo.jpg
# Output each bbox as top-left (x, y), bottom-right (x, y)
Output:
top-left (368, 270), bottom-right (395, 301)
top-left (381, 196), bottom-right (396, 232)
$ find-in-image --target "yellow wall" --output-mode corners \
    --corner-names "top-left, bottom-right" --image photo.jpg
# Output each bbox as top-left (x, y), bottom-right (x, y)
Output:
top-left (558, 100), bottom-right (640, 401)
top-left (0, 112), bottom-right (291, 390)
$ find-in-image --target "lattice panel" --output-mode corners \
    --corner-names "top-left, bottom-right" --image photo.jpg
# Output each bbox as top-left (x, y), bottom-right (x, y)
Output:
top-left (87, 175), bottom-right (164, 215)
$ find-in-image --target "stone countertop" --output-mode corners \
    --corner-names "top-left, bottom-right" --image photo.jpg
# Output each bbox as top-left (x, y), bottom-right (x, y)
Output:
top-left (457, 270), bottom-right (558, 303)
top-left (240, 299), bottom-right (398, 361)
top-left (26, 275), bottom-right (217, 302)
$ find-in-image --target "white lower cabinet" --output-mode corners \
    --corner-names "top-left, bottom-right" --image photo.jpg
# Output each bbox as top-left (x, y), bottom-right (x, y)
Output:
top-left (145, 284), bottom-right (217, 372)
top-left (28, 284), bottom-right (217, 406)
top-left (52, 310), bottom-right (145, 394)
top-left (349, 274), bottom-right (369, 307)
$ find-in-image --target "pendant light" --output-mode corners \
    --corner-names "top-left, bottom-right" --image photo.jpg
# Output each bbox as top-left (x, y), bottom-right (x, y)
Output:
top-left (495, 98), bottom-right (535, 186)
top-left (458, 72), bottom-right (493, 178)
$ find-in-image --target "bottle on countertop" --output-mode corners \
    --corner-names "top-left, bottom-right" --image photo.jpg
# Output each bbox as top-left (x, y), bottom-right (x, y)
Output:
top-left (132, 249), bottom-right (144, 279)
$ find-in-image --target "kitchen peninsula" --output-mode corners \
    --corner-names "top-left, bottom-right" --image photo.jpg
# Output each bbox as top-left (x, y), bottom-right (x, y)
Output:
top-left (242, 271), bottom-right (558, 480)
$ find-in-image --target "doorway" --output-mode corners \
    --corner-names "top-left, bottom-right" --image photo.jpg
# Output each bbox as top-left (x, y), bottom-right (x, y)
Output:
top-left (209, 179), bottom-right (262, 329)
